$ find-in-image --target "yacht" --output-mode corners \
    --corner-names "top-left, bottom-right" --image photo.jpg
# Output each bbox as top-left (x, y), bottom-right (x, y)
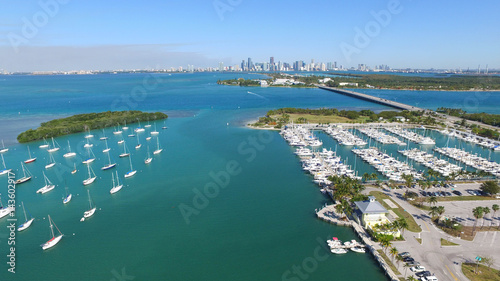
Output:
top-left (82, 190), bottom-right (96, 219)
top-left (45, 152), bottom-right (56, 169)
top-left (110, 171), bottom-right (123, 194)
top-left (0, 154), bottom-right (12, 176)
top-left (24, 146), bottom-right (36, 163)
top-left (41, 215), bottom-right (63, 250)
top-left (124, 156), bottom-right (137, 178)
top-left (37, 172), bottom-right (56, 194)
top-left (15, 162), bottom-right (33, 184)
top-left (0, 140), bottom-right (8, 153)
top-left (63, 140), bottom-right (76, 158)
top-left (82, 164), bottom-right (97, 186)
top-left (47, 137), bottom-right (60, 152)
top-left (331, 248), bottom-right (348, 254)
top-left (17, 202), bottom-right (35, 231)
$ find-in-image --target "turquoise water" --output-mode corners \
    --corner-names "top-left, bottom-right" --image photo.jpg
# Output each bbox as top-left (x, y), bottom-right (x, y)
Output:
top-left (0, 73), bottom-right (499, 280)
top-left (1, 73), bottom-right (391, 281)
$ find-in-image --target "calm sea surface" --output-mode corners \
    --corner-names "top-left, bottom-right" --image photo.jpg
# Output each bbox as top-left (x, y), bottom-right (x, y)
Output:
top-left (0, 73), bottom-right (498, 281)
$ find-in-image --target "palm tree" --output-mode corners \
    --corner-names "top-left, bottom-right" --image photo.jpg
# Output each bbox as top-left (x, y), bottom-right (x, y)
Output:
top-left (436, 206), bottom-right (445, 217)
top-left (396, 255), bottom-right (403, 269)
top-left (407, 276), bottom-right (418, 281)
top-left (403, 263), bottom-right (411, 278)
top-left (428, 196), bottom-right (438, 206)
top-left (380, 236), bottom-right (391, 254)
top-left (429, 206), bottom-right (439, 218)
top-left (402, 173), bottom-right (414, 193)
top-left (370, 173), bottom-right (378, 181)
top-left (362, 173), bottom-right (370, 183)
top-left (389, 247), bottom-right (398, 263)
top-left (472, 207), bottom-right (484, 234)
top-left (396, 217), bottom-right (409, 236)
top-left (483, 207), bottom-right (491, 228)
top-left (492, 204), bottom-right (499, 229)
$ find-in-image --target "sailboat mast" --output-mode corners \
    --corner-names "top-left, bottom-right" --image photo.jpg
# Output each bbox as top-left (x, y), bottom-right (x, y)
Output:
top-left (49, 215), bottom-right (55, 238)
top-left (22, 202), bottom-right (27, 222)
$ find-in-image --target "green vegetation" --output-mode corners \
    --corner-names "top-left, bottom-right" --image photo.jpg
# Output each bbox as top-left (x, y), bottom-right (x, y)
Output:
top-left (480, 181), bottom-right (500, 197)
top-left (440, 238), bottom-right (459, 246)
top-left (216, 78), bottom-right (261, 86)
top-left (415, 238), bottom-right (422, 244)
top-left (250, 107), bottom-right (435, 128)
top-left (326, 73), bottom-right (500, 91)
top-left (376, 250), bottom-right (402, 275)
top-left (437, 107), bottom-right (500, 128)
top-left (462, 263), bottom-right (500, 281)
top-left (369, 191), bottom-right (421, 233)
top-left (17, 111), bottom-right (167, 143)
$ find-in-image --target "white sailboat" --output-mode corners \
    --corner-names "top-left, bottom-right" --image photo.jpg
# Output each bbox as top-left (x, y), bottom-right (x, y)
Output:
top-left (71, 163), bottom-right (77, 174)
top-left (110, 171), bottom-right (123, 194)
top-left (39, 138), bottom-right (49, 148)
top-left (146, 136), bottom-right (152, 141)
top-left (63, 140), bottom-right (76, 158)
top-left (150, 123), bottom-right (159, 135)
top-left (15, 162), bottom-right (32, 184)
top-left (128, 133), bottom-right (135, 137)
top-left (0, 154), bottom-right (12, 176)
top-left (62, 182), bottom-right (72, 204)
top-left (101, 150), bottom-right (116, 170)
top-left (153, 137), bottom-right (163, 155)
top-left (145, 119), bottom-right (152, 128)
top-left (102, 139), bottom-right (111, 153)
top-left (162, 121), bottom-right (167, 129)
top-left (0, 139), bottom-right (8, 153)
top-left (17, 202), bottom-right (34, 231)
top-left (24, 146), bottom-right (36, 163)
top-left (124, 155), bottom-right (137, 178)
top-left (47, 137), bottom-right (60, 153)
top-left (100, 129), bottom-right (108, 140)
top-left (45, 152), bottom-right (56, 169)
top-left (84, 128), bottom-right (94, 139)
top-left (0, 195), bottom-right (14, 219)
top-left (118, 137), bottom-right (125, 144)
top-left (84, 137), bottom-right (93, 148)
top-left (145, 146), bottom-right (152, 164)
top-left (134, 121), bottom-right (145, 132)
top-left (119, 142), bottom-right (130, 158)
top-left (122, 120), bottom-right (129, 130)
top-left (82, 147), bottom-right (96, 164)
top-left (82, 163), bottom-right (96, 185)
top-left (135, 135), bottom-right (141, 149)
top-left (81, 190), bottom-right (96, 220)
top-left (113, 124), bottom-right (123, 135)
top-left (37, 172), bottom-right (55, 194)
top-left (41, 215), bottom-right (63, 250)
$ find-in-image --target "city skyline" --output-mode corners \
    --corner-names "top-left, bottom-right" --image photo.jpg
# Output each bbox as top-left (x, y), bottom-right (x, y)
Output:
top-left (0, 0), bottom-right (499, 72)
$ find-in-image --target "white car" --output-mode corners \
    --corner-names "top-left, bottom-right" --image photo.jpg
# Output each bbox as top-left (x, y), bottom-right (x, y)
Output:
top-left (411, 265), bottom-right (425, 272)
top-left (421, 276), bottom-right (438, 281)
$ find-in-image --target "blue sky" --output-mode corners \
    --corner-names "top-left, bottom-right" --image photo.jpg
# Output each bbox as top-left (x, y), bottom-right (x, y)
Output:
top-left (0, 0), bottom-right (499, 71)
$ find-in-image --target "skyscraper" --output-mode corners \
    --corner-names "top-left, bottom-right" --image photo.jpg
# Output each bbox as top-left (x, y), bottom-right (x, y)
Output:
top-left (270, 57), bottom-right (275, 71)
top-left (241, 60), bottom-right (246, 71)
top-left (248, 58), bottom-right (253, 71)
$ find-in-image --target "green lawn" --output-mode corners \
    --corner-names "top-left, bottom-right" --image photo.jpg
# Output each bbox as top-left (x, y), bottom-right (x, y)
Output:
top-left (462, 263), bottom-right (500, 281)
top-left (369, 191), bottom-right (422, 233)
top-left (270, 113), bottom-right (370, 124)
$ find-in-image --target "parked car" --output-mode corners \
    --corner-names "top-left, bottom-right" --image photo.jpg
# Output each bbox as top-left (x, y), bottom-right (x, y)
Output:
top-left (416, 271), bottom-right (432, 278)
top-left (445, 192), bottom-right (452, 196)
top-left (410, 265), bottom-right (426, 272)
top-left (452, 190), bottom-right (462, 196)
top-left (420, 191), bottom-right (427, 197)
top-left (406, 261), bottom-right (420, 267)
top-left (420, 276), bottom-right (438, 281)
top-left (398, 252), bottom-right (410, 258)
top-left (403, 256), bottom-right (414, 262)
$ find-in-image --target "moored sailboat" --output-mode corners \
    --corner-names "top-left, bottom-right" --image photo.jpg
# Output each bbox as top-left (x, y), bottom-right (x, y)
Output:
top-left (0, 154), bottom-right (12, 176)
top-left (145, 146), bottom-right (152, 164)
top-left (0, 195), bottom-right (14, 219)
top-left (101, 150), bottom-right (116, 170)
top-left (45, 152), bottom-right (56, 169)
top-left (110, 171), bottom-right (123, 194)
top-left (0, 139), bottom-right (8, 153)
top-left (37, 172), bottom-right (55, 194)
top-left (63, 182), bottom-right (72, 204)
top-left (100, 129), bottom-right (108, 140)
top-left (17, 202), bottom-right (34, 231)
top-left (24, 146), bottom-right (36, 163)
top-left (71, 163), bottom-right (77, 174)
top-left (124, 155), bottom-right (137, 178)
top-left (47, 137), bottom-right (60, 153)
top-left (153, 136), bottom-right (163, 155)
top-left (41, 215), bottom-right (63, 250)
top-left (102, 139), bottom-right (111, 153)
top-left (119, 142), bottom-right (130, 158)
top-left (82, 147), bottom-right (96, 164)
top-left (63, 140), bottom-right (76, 158)
top-left (82, 163), bottom-right (97, 185)
top-left (39, 138), bottom-right (49, 149)
top-left (81, 190), bottom-right (96, 220)
top-left (15, 162), bottom-right (33, 184)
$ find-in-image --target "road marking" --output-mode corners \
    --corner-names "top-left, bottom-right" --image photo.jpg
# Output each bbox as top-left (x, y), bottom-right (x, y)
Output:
top-left (423, 221), bottom-right (430, 232)
top-left (445, 265), bottom-right (458, 281)
top-left (490, 231), bottom-right (497, 247)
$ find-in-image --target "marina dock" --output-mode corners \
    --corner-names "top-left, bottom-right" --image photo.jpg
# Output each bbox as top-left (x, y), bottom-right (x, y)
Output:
top-left (318, 86), bottom-right (425, 112)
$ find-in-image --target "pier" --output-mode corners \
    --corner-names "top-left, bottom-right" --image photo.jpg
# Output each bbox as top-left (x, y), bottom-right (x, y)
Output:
top-left (318, 86), bottom-right (425, 112)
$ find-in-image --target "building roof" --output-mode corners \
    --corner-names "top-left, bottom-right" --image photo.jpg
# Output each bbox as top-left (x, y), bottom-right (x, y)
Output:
top-left (354, 198), bottom-right (388, 214)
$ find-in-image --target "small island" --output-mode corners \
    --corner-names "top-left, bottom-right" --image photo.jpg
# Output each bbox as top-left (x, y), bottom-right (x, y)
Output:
top-left (17, 110), bottom-right (168, 143)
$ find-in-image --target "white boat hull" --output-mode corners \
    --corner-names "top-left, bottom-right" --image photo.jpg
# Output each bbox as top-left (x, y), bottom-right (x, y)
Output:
top-left (82, 158), bottom-right (95, 164)
top-left (63, 152), bottom-right (76, 158)
top-left (42, 235), bottom-right (63, 250)
top-left (18, 218), bottom-right (34, 231)
top-left (102, 148), bottom-right (111, 153)
top-left (101, 163), bottom-right (116, 170)
top-left (0, 169), bottom-right (12, 176)
top-left (45, 162), bottom-right (56, 169)
top-left (63, 194), bottom-right (72, 204)
top-left (37, 184), bottom-right (55, 194)
top-left (153, 149), bottom-right (163, 155)
top-left (83, 207), bottom-right (96, 218)
top-left (0, 148), bottom-right (8, 153)
top-left (119, 153), bottom-right (130, 158)
top-left (0, 206), bottom-right (14, 219)
top-left (124, 170), bottom-right (137, 178)
top-left (47, 148), bottom-right (59, 153)
top-left (83, 177), bottom-right (96, 186)
top-left (24, 158), bottom-right (36, 164)
top-left (84, 144), bottom-right (93, 148)
top-left (110, 184), bottom-right (123, 194)
top-left (145, 158), bottom-right (152, 164)
top-left (15, 176), bottom-right (32, 185)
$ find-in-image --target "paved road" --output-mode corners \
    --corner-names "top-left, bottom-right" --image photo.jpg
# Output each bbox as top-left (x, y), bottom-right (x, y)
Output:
top-left (365, 186), bottom-right (500, 281)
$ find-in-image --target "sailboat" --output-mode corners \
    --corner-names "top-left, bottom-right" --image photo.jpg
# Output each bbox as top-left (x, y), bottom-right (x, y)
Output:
top-left (62, 181), bottom-right (72, 204)
top-left (144, 119), bottom-right (152, 128)
top-left (145, 146), bottom-right (152, 164)
top-left (81, 190), bottom-right (96, 220)
top-left (100, 129), bottom-right (108, 140)
top-left (24, 146), bottom-right (36, 163)
top-left (82, 147), bottom-right (96, 164)
top-left (39, 138), bottom-right (49, 148)
top-left (41, 215), bottom-right (63, 250)
top-left (134, 121), bottom-right (145, 133)
top-left (15, 162), bottom-right (32, 184)
top-left (162, 121), bottom-right (167, 129)
top-left (122, 120), bottom-right (129, 130)
top-left (84, 128), bottom-right (94, 139)
top-left (17, 202), bottom-right (34, 231)
top-left (82, 163), bottom-right (97, 185)
top-left (150, 123), bottom-right (159, 135)
top-left (0, 195), bottom-right (14, 219)
top-left (37, 172), bottom-right (55, 194)
top-left (102, 139), bottom-right (111, 153)
top-left (135, 135), bottom-right (142, 149)
top-left (63, 140), bottom-right (76, 158)
top-left (47, 137), bottom-right (60, 153)
top-left (113, 124), bottom-right (123, 135)
top-left (101, 150), bottom-right (116, 170)
top-left (119, 142), bottom-right (130, 158)
top-left (128, 133), bottom-right (135, 137)
top-left (146, 136), bottom-right (152, 141)
top-left (0, 154), bottom-right (12, 176)
top-left (45, 152), bottom-right (56, 169)
top-left (153, 137), bottom-right (163, 155)
top-left (110, 171), bottom-right (123, 194)
top-left (71, 163), bottom-right (77, 174)
top-left (84, 137), bottom-right (93, 148)
top-left (0, 140), bottom-right (8, 153)
top-left (124, 155), bottom-right (137, 178)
